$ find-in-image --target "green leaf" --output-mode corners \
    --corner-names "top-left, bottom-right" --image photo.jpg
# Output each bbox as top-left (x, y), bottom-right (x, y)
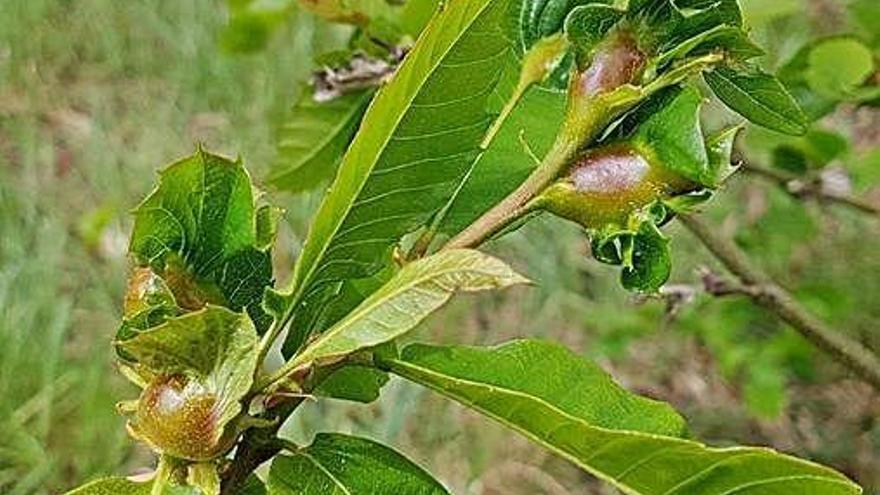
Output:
top-left (129, 150), bottom-right (275, 332)
top-left (117, 306), bottom-right (259, 432)
top-left (438, 86), bottom-right (567, 236)
top-left (620, 221), bottom-right (670, 292)
top-left (804, 37), bottom-right (875, 100)
top-left (290, 249), bottom-right (528, 370)
top-left (564, 3), bottom-right (625, 64)
top-left (314, 365), bottom-right (390, 403)
top-left (267, 433), bottom-right (448, 495)
top-left (629, 85), bottom-right (711, 185)
top-left (64, 478), bottom-right (197, 495)
top-left (268, 88), bottom-right (374, 193)
top-left (704, 66), bottom-right (808, 135)
top-left (380, 340), bottom-right (862, 495)
top-left (515, 0), bottom-right (614, 53)
top-left (283, 0), bottom-right (515, 351)
top-left (627, 0), bottom-right (742, 52)
top-left (704, 124), bottom-right (742, 183)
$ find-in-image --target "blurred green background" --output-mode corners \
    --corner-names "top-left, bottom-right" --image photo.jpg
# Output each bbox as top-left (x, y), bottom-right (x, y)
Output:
top-left (0, 0), bottom-right (877, 494)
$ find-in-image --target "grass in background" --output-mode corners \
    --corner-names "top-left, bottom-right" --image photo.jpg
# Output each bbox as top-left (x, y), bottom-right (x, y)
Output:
top-left (0, 1), bottom-right (317, 492)
top-left (0, 0), bottom-right (877, 494)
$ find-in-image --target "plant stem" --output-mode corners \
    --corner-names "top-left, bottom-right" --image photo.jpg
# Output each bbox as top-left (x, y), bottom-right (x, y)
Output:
top-left (443, 133), bottom-right (579, 249)
top-left (678, 212), bottom-right (880, 390)
top-left (743, 162), bottom-right (880, 216)
top-left (151, 456), bottom-right (172, 495)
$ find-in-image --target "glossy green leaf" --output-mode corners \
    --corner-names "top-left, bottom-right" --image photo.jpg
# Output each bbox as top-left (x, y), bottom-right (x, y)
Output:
top-left (64, 478), bottom-right (197, 495)
top-left (117, 306), bottom-right (259, 431)
top-left (291, 249), bottom-right (527, 370)
top-left (283, 0), bottom-right (515, 351)
top-left (381, 340), bottom-right (862, 495)
top-left (704, 66), bottom-right (808, 136)
top-left (629, 85), bottom-right (710, 185)
top-left (267, 433), bottom-right (448, 495)
top-left (268, 88), bottom-right (374, 193)
top-left (620, 221), bottom-right (670, 292)
top-left (129, 150), bottom-right (275, 332)
top-left (438, 86), bottom-right (566, 236)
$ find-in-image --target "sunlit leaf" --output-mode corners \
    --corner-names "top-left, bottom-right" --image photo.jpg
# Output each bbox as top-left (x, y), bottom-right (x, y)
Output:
top-left (628, 85), bottom-right (711, 185)
top-left (381, 340), bottom-right (862, 495)
top-left (290, 249), bottom-right (527, 370)
top-left (282, 0), bottom-right (515, 353)
top-left (267, 433), bottom-right (448, 495)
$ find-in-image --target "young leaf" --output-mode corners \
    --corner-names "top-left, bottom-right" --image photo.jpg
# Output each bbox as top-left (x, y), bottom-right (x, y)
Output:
top-left (267, 433), bottom-right (448, 495)
top-left (620, 220), bottom-right (671, 292)
top-left (129, 150), bottom-right (275, 332)
top-left (380, 340), bottom-right (862, 495)
top-left (268, 87), bottom-right (374, 193)
top-left (289, 249), bottom-right (527, 371)
top-left (117, 306), bottom-right (259, 434)
top-left (282, 0), bottom-right (515, 350)
top-left (64, 478), bottom-right (197, 495)
top-left (628, 85), bottom-right (711, 185)
top-left (314, 365), bottom-right (390, 403)
top-left (564, 3), bottom-right (625, 64)
top-left (704, 66), bottom-right (808, 136)
top-left (517, 0), bottom-right (615, 52)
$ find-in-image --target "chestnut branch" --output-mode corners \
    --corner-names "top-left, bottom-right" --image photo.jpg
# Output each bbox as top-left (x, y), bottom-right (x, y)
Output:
top-left (678, 212), bottom-right (880, 390)
top-left (743, 162), bottom-right (880, 216)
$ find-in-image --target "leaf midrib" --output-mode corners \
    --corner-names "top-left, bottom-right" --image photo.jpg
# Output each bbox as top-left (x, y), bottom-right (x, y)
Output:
top-left (383, 357), bottom-right (852, 495)
top-left (289, 0), bottom-right (501, 317)
top-left (294, 261), bottom-right (515, 367)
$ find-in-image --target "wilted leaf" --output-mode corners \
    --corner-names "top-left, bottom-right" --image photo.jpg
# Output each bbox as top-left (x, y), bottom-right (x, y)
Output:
top-left (267, 433), bottom-right (448, 494)
top-left (381, 340), bottom-right (862, 495)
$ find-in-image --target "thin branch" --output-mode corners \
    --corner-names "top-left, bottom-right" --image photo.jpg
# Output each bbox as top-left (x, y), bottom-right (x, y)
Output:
top-left (743, 162), bottom-right (880, 216)
top-left (219, 398), bottom-right (302, 494)
top-left (678, 213), bottom-right (880, 390)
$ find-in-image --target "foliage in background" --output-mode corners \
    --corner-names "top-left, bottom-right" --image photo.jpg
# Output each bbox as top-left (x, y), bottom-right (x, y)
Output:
top-left (0, 0), bottom-right (878, 494)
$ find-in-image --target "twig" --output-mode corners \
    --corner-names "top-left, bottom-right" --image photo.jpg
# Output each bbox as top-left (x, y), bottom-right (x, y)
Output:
top-left (678, 213), bottom-right (880, 390)
top-left (743, 162), bottom-right (880, 216)
top-left (219, 398), bottom-right (302, 494)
